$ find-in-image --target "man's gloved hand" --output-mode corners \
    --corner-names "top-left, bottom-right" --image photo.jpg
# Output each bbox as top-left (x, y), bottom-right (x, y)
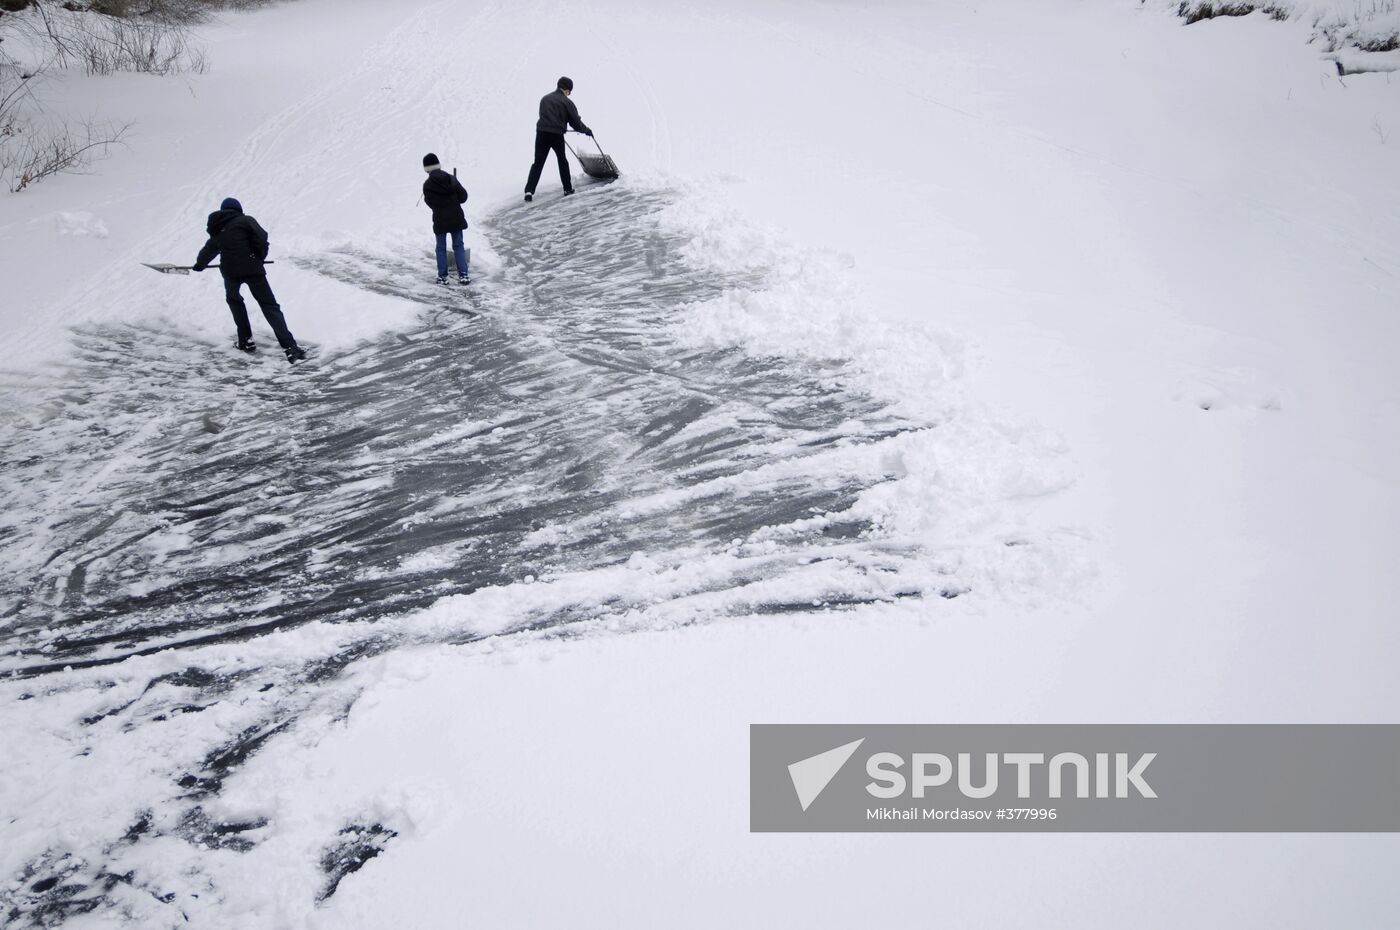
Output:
top-left (585, 129), bottom-right (594, 137)
top-left (192, 265), bottom-right (205, 272)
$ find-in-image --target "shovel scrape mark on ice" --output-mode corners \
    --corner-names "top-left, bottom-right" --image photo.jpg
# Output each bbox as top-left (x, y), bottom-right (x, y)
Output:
top-left (318, 823), bottom-right (399, 902)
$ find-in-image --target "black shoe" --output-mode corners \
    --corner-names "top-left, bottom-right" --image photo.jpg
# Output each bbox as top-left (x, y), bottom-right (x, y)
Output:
top-left (236, 339), bottom-right (257, 353)
top-left (284, 345), bottom-right (306, 363)
top-left (436, 276), bottom-right (450, 286)
top-left (458, 274), bottom-right (471, 285)
top-left (563, 189), bottom-right (575, 196)
top-left (523, 192), bottom-right (533, 202)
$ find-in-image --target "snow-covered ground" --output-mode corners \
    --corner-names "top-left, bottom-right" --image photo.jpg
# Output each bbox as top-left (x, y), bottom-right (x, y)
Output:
top-left (1, 0), bottom-right (1397, 926)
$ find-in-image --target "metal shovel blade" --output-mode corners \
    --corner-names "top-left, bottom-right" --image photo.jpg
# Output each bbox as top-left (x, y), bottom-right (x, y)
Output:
top-left (142, 263), bottom-right (193, 275)
top-left (577, 152), bottom-right (619, 180)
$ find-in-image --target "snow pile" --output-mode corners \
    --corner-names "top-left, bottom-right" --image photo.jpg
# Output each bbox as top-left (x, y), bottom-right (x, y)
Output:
top-left (651, 182), bottom-right (1089, 601)
top-left (53, 212), bottom-right (109, 238)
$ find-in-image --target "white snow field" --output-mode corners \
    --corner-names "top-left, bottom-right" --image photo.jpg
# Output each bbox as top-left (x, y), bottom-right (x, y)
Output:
top-left (1, 0), bottom-right (1398, 926)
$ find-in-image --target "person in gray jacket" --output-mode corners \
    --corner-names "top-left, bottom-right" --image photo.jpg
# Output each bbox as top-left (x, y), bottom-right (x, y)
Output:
top-left (524, 76), bottom-right (592, 202)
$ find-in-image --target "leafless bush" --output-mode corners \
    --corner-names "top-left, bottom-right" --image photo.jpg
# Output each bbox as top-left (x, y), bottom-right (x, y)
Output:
top-left (1357, 30), bottom-right (1400, 50)
top-left (0, 41), bottom-right (39, 154)
top-left (1176, 1), bottom-right (1290, 25)
top-left (0, 110), bottom-right (129, 191)
top-left (0, 19), bottom-right (129, 191)
top-left (0, 0), bottom-right (268, 191)
top-left (21, 1), bottom-right (207, 75)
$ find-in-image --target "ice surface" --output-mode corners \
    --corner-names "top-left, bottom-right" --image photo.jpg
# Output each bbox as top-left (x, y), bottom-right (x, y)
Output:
top-left (1, 0), bottom-right (1397, 925)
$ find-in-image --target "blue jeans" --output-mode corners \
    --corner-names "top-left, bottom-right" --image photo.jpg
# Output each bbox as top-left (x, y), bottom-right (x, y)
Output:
top-left (435, 229), bottom-right (469, 278)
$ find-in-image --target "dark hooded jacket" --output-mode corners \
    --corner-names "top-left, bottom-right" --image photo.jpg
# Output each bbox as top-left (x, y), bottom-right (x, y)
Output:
top-left (423, 168), bottom-right (468, 235)
top-left (536, 89), bottom-right (590, 136)
top-left (194, 207), bottom-right (270, 278)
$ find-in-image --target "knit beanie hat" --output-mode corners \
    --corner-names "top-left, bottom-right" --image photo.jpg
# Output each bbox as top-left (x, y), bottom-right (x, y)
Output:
top-left (423, 153), bottom-right (440, 173)
top-left (220, 197), bottom-right (242, 211)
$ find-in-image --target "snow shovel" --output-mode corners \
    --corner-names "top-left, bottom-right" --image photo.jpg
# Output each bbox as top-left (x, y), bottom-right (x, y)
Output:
top-left (142, 261), bottom-right (276, 275)
top-left (566, 132), bottom-right (619, 181)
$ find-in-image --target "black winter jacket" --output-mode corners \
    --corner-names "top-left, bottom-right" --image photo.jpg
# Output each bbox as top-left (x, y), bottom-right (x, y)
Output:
top-left (423, 168), bottom-right (468, 235)
top-left (194, 208), bottom-right (270, 278)
top-left (536, 90), bottom-right (590, 136)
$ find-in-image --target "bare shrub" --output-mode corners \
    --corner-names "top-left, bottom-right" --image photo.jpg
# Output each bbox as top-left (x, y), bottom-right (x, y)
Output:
top-left (0, 42), bottom-right (40, 156)
top-left (0, 112), bottom-right (129, 191)
top-left (21, 1), bottom-right (207, 75)
top-left (1176, 1), bottom-right (1290, 25)
top-left (78, 16), bottom-right (208, 75)
top-left (1357, 31), bottom-right (1400, 50)
top-left (1, 0), bottom-right (268, 192)
top-left (0, 13), bottom-right (131, 191)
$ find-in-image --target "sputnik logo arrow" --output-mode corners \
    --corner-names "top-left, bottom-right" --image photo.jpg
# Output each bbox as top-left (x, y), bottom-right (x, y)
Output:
top-left (788, 738), bottom-right (865, 811)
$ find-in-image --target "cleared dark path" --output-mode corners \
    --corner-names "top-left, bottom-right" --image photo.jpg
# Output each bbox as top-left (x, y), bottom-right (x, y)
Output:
top-left (0, 182), bottom-right (947, 927)
top-left (0, 184), bottom-right (939, 680)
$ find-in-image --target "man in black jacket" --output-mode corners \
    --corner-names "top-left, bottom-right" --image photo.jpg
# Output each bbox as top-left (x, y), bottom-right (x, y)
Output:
top-left (193, 197), bottom-right (305, 362)
top-left (422, 153), bottom-right (470, 284)
top-left (524, 76), bottom-right (592, 202)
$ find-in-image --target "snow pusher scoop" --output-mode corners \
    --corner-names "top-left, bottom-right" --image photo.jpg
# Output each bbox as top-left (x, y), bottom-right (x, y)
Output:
top-left (142, 261), bottom-right (275, 275)
top-left (567, 132), bottom-right (619, 181)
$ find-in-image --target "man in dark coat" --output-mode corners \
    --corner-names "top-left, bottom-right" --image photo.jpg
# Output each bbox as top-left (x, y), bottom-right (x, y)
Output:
top-left (422, 153), bottom-right (470, 284)
top-left (524, 76), bottom-right (592, 202)
top-left (193, 197), bottom-right (305, 362)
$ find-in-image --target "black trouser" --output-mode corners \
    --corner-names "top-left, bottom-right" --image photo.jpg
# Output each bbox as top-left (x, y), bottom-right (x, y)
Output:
top-left (223, 273), bottom-right (296, 349)
top-left (524, 130), bottom-right (571, 195)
